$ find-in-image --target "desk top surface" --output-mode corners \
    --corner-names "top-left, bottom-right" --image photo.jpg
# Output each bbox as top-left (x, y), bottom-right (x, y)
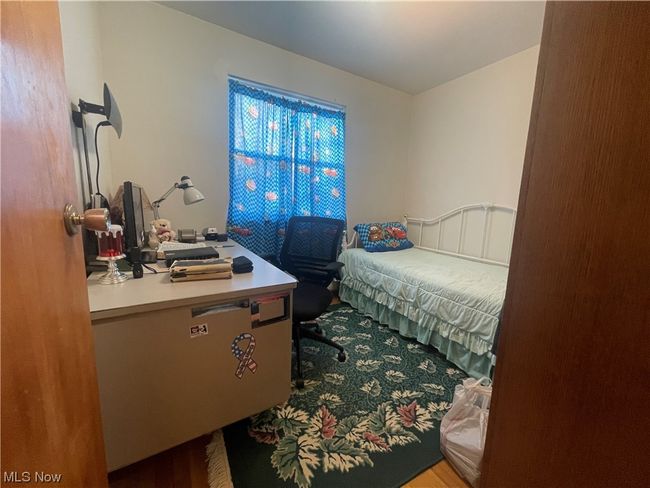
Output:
top-left (88, 242), bottom-right (296, 320)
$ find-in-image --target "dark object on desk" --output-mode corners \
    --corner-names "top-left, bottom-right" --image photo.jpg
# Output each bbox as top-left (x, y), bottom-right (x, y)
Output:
top-left (202, 227), bottom-right (219, 240)
top-left (123, 181), bottom-right (146, 250)
top-left (129, 247), bottom-right (144, 279)
top-left (232, 256), bottom-right (254, 274)
top-left (164, 247), bottom-right (219, 268)
top-left (203, 228), bottom-right (228, 242)
top-left (278, 216), bottom-right (346, 388)
top-left (140, 249), bottom-right (158, 264)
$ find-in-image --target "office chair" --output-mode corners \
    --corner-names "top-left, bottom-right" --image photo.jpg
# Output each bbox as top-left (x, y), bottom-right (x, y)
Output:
top-left (279, 216), bottom-right (347, 388)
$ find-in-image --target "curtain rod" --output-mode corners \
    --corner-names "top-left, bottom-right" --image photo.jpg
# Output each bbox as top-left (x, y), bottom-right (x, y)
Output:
top-left (228, 75), bottom-right (346, 112)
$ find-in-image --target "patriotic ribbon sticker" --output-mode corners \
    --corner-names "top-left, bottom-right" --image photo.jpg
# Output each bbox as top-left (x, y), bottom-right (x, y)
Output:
top-left (231, 333), bottom-right (257, 379)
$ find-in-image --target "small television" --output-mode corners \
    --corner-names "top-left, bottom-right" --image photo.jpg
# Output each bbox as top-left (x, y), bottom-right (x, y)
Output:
top-left (123, 181), bottom-right (146, 251)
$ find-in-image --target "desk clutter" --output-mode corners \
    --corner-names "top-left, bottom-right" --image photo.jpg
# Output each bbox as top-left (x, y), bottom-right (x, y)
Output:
top-left (168, 255), bottom-right (254, 282)
top-left (170, 258), bottom-right (232, 282)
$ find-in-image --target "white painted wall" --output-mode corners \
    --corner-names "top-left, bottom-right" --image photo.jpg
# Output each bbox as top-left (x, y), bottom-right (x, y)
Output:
top-left (59, 1), bottom-right (114, 209)
top-left (58, 2), bottom-right (538, 246)
top-left (405, 46), bottom-right (539, 219)
top-left (95, 1), bottom-right (411, 232)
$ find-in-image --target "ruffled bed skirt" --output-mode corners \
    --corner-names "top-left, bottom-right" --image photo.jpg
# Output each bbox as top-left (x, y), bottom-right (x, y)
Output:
top-left (339, 282), bottom-right (494, 379)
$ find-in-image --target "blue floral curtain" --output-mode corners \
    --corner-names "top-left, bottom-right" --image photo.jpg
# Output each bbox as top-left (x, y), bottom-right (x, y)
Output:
top-left (227, 79), bottom-right (346, 256)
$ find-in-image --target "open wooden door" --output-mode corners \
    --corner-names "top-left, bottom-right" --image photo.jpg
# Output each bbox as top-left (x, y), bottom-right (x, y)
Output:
top-left (482, 2), bottom-right (649, 486)
top-left (1, 2), bottom-right (108, 485)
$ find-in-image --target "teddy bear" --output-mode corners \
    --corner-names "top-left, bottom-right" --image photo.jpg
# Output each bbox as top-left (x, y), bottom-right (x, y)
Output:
top-left (148, 218), bottom-right (176, 247)
top-left (368, 224), bottom-right (384, 242)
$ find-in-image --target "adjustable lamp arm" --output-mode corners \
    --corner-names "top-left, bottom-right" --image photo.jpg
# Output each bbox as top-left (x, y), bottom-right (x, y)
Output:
top-left (151, 177), bottom-right (204, 220)
top-left (151, 183), bottom-right (180, 220)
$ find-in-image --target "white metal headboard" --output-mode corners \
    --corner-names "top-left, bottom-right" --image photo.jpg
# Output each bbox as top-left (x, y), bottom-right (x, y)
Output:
top-left (344, 203), bottom-right (517, 267)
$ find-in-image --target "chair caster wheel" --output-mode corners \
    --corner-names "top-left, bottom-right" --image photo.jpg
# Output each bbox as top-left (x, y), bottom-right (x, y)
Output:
top-left (337, 351), bottom-right (346, 362)
top-left (296, 378), bottom-right (305, 389)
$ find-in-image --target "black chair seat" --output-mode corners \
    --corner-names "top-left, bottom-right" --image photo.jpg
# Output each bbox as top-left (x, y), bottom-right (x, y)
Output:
top-left (293, 282), bottom-right (333, 323)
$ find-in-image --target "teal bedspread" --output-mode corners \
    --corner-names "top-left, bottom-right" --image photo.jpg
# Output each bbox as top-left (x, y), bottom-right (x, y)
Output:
top-left (338, 248), bottom-right (508, 378)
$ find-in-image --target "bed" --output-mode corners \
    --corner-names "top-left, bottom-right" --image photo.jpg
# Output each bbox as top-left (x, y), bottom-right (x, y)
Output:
top-left (339, 203), bottom-right (516, 378)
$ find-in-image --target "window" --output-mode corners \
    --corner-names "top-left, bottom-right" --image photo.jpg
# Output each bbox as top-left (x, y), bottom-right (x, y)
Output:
top-left (227, 78), bottom-right (346, 256)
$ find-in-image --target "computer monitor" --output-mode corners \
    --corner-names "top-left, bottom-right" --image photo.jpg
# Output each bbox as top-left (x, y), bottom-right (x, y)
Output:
top-left (123, 181), bottom-right (146, 250)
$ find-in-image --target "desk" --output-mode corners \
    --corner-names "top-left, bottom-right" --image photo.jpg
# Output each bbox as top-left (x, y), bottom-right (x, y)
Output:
top-left (88, 242), bottom-right (296, 471)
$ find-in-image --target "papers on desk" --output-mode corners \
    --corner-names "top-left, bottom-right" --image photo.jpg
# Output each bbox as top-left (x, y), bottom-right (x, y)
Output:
top-left (169, 258), bottom-right (233, 282)
top-left (143, 261), bottom-right (171, 274)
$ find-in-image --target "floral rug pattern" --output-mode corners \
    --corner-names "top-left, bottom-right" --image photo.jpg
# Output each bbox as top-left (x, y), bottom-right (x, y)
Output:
top-left (222, 305), bottom-right (467, 488)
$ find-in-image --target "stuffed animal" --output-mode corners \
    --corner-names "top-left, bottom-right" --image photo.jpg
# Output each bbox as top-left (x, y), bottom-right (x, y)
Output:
top-left (368, 224), bottom-right (384, 242)
top-left (148, 218), bottom-right (176, 247)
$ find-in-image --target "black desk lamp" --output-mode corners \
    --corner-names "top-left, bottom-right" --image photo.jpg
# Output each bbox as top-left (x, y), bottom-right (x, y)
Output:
top-left (72, 83), bottom-right (122, 208)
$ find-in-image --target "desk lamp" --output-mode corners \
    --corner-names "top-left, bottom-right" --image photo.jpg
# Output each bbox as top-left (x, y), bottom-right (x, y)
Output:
top-left (152, 176), bottom-right (205, 219)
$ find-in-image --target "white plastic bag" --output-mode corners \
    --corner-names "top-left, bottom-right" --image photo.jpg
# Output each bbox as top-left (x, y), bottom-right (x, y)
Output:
top-left (440, 377), bottom-right (492, 487)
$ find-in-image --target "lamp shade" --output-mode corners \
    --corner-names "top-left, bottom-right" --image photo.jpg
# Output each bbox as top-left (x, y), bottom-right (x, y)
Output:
top-left (103, 83), bottom-right (122, 138)
top-left (179, 177), bottom-right (205, 205)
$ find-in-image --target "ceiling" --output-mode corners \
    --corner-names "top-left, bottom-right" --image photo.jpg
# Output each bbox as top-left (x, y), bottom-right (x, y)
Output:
top-left (160, 1), bottom-right (545, 94)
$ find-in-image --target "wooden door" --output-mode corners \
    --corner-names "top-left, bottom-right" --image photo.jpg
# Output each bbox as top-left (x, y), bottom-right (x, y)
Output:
top-left (482, 2), bottom-right (650, 487)
top-left (1, 2), bottom-right (108, 485)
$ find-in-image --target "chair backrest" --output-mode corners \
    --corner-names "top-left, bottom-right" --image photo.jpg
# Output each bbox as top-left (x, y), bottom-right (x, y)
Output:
top-left (280, 216), bottom-right (345, 286)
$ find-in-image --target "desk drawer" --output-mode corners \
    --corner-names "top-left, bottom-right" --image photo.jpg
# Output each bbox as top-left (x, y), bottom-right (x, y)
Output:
top-left (93, 292), bottom-right (291, 471)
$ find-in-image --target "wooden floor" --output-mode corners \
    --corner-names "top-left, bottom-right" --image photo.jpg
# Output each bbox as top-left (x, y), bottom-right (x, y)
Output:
top-left (406, 461), bottom-right (470, 488)
top-left (108, 435), bottom-right (469, 488)
top-left (108, 436), bottom-right (210, 488)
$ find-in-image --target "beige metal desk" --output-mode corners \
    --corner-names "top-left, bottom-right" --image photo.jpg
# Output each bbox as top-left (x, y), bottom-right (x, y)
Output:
top-left (88, 242), bottom-right (296, 471)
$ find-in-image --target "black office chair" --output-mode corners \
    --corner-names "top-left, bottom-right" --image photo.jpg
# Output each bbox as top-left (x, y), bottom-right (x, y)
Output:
top-left (279, 216), bottom-right (347, 388)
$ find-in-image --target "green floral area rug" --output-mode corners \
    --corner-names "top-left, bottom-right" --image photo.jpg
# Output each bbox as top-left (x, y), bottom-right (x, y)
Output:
top-left (220, 304), bottom-right (467, 488)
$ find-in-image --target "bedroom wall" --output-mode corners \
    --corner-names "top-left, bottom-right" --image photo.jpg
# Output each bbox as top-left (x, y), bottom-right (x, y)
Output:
top-left (59, 1), bottom-right (114, 210)
top-left (94, 1), bottom-right (411, 232)
top-left (405, 46), bottom-right (540, 219)
top-left (59, 2), bottom-right (539, 241)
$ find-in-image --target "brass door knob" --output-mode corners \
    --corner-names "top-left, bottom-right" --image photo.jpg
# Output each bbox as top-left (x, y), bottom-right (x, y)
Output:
top-left (63, 204), bottom-right (110, 235)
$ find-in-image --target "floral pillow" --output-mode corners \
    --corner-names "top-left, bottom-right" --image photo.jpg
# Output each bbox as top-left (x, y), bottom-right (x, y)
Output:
top-left (354, 222), bottom-right (414, 252)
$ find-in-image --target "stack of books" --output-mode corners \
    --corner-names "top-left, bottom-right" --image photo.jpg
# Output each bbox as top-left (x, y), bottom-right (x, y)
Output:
top-left (169, 258), bottom-right (232, 282)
